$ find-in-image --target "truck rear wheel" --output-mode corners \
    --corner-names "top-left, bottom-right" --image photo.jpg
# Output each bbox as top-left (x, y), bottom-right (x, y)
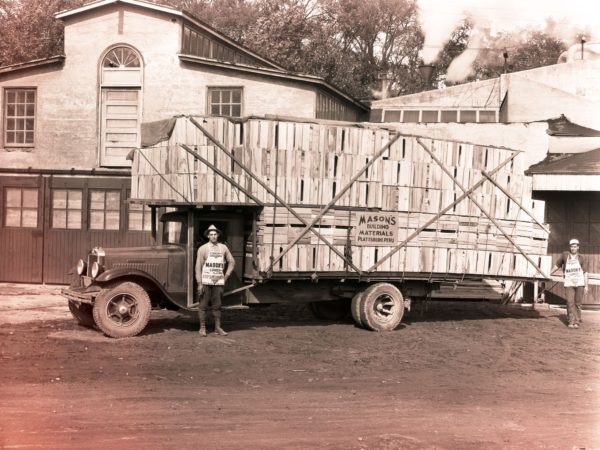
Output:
top-left (93, 282), bottom-right (151, 338)
top-left (359, 283), bottom-right (404, 331)
top-left (68, 300), bottom-right (96, 328)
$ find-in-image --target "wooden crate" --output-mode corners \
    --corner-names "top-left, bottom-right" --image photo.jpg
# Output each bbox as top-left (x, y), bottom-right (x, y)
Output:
top-left (132, 116), bottom-right (550, 280)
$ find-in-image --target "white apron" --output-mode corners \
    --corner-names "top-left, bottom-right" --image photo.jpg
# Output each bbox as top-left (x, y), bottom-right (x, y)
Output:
top-left (201, 244), bottom-right (226, 286)
top-left (564, 255), bottom-right (585, 287)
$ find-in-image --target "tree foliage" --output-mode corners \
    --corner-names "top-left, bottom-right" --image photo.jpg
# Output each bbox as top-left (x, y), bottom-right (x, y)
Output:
top-left (0, 0), bottom-right (85, 66)
top-left (0, 0), bottom-right (572, 101)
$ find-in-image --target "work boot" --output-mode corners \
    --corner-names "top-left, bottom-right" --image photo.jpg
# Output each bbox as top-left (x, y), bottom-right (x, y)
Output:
top-left (214, 320), bottom-right (228, 336)
top-left (198, 322), bottom-right (207, 337)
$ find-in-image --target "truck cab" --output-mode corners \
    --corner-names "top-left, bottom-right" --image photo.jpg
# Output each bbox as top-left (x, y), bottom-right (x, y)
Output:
top-left (62, 206), bottom-right (252, 338)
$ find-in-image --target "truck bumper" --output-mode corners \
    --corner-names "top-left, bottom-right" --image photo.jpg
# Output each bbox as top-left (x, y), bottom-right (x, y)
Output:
top-left (60, 286), bottom-right (98, 305)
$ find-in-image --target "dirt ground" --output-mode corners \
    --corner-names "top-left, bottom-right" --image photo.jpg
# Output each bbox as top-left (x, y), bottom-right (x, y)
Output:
top-left (0, 286), bottom-right (599, 450)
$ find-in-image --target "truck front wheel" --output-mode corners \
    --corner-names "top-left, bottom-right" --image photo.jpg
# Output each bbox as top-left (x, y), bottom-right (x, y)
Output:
top-left (68, 300), bottom-right (96, 329)
top-left (93, 282), bottom-right (151, 338)
top-left (358, 283), bottom-right (404, 331)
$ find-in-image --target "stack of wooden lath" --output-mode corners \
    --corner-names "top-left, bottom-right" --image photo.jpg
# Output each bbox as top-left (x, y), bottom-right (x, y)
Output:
top-left (131, 116), bottom-right (551, 280)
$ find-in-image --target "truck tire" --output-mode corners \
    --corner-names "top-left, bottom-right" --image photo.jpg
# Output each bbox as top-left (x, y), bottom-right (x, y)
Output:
top-left (68, 300), bottom-right (96, 329)
top-left (309, 299), bottom-right (350, 321)
top-left (359, 283), bottom-right (404, 331)
top-left (350, 289), bottom-right (365, 328)
top-left (93, 282), bottom-right (151, 338)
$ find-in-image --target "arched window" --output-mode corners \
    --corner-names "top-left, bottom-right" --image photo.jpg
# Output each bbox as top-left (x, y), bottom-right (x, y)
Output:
top-left (102, 46), bottom-right (141, 68)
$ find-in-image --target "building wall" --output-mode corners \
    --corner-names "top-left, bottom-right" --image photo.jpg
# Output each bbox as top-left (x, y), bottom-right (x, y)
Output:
top-left (0, 3), bottom-right (361, 284)
top-left (0, 4), bottom-right (323, 171)
top-left (502, 75), bottom-right (600, 131)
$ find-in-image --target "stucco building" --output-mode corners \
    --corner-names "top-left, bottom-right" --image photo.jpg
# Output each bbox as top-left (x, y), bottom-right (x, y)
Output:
top-left (0, 0), bottom-right (367, 284)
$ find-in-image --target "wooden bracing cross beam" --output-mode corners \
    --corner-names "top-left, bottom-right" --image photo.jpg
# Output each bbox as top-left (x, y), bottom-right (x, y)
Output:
top-left (188, 116), bottom-right (369, 275)
top-left (480, 171), bottom-right (550, 235)
top-left (260, 132), bottom-right (403, 275)
top-left (137, 148), bottom-right (193, 203)
top-left (368, 150), bottom-right (519, 273)
top-left (179, 143), bottom-right (264, 206)
top-left (368, 138), bottom-right (548, 279)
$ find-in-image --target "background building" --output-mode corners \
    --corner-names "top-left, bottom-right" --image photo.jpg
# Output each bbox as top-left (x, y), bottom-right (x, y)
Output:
top-left (0, 0), bottom-right (367, 284)
top-left (371, 57), bottom-right (600, 304)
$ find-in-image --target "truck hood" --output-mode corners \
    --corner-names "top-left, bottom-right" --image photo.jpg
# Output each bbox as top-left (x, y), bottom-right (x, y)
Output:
top-left (99, 245), bottom-right (184, 259)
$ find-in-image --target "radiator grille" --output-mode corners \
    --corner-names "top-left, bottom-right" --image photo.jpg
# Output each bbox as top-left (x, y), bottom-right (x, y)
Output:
top-left (113, 263), bottom-right (160, 279)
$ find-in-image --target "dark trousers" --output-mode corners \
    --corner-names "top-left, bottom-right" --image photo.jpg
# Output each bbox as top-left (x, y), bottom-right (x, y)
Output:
top-left (198, 285), bottom-right (224, 322)
top-left (565, 286), bottom-right (583, 325)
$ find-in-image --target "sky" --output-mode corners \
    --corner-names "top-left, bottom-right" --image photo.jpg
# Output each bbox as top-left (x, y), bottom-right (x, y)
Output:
top-left (416, 0), bottom-right (600, 81)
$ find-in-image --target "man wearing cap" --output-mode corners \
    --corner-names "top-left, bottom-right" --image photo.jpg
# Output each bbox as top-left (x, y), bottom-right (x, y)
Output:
top-left (195, 224), bottom-right (235, 336)
top-left (551, 238), bottom-right (588, 329)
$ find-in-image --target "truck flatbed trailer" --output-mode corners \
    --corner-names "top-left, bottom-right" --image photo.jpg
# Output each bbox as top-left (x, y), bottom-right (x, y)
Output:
top-left (61, 115), bottom-right (551, 337)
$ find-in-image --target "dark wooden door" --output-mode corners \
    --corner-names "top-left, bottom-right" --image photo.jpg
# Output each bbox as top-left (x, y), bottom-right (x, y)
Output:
top-left (0, 176), bottom-right (44, 283)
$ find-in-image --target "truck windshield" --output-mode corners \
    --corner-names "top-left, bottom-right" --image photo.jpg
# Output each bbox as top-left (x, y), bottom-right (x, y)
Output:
top-left (163, 219), bottom-right (187, 245)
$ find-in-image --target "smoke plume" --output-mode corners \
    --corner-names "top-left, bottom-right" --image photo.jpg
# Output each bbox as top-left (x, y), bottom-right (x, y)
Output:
top-left (417, 0), bottom-right (600, 78)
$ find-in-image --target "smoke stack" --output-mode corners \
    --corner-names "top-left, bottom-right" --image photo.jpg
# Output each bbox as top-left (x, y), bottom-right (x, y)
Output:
top-left (377, 71), bottom-right (391, 99)
top-left (418, 64), bottom-right (435, 90)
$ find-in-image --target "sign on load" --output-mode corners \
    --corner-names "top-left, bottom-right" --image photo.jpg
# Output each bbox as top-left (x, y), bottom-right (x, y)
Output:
top-left (353, 212), bottom-right (399, 246)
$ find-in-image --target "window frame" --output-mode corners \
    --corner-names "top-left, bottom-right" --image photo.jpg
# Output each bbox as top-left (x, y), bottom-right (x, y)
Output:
top-left (3, 87), bottom-right (36, 148)
top-left (3, 186), bottom-right (39, 228)
top-left (126, 190), bottom-right (152, 232)
top-left (88, 189), bottom-right (121, 231)
top-left (51, 188), bottom-right (83, 230)
top-left (206, 87), bottom-right (243, 118)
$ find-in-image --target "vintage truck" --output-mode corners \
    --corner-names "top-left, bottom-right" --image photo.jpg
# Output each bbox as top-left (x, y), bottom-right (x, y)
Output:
top-left (61, 115), bottom-right (551, 337)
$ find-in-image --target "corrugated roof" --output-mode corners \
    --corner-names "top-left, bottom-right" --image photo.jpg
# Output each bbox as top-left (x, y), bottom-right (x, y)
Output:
top-left (526, 148), bottom-right (600, 175)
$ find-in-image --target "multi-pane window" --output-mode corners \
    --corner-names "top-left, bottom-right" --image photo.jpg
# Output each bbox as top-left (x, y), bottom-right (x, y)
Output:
top-left (4, 187), bottom-right (38, 228)
top-left (89, 190), bottom-right (120, 230)
top-left (52, 189), bottom-right (82, 229)
top-left (128, 202), bottom-right (152, 231)
top-left (4, 88), bottom-right (36, 146)
top-left (208, 88), bottom-right (242, 117)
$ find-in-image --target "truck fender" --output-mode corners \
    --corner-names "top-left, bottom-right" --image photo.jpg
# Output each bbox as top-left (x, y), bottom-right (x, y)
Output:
top-left (95, 268), bottom-right (173, 304)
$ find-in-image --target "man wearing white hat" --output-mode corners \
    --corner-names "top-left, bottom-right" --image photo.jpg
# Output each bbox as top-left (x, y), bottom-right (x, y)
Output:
top-left (195, 224), bottom-right (235, 336)
top-left (551, 238), bottom-right (589, 328)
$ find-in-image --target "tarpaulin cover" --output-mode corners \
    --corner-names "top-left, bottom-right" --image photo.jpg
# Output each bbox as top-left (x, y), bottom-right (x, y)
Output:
top-left (141, 117), bottom-right (178, 147)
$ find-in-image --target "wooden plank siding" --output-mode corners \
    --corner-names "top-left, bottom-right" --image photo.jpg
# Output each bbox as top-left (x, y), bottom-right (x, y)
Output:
top-left (536, 192), bottom-right (600, 305)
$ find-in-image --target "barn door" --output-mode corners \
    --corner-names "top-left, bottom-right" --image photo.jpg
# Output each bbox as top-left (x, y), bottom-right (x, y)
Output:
top-left (0, 176), bottom-right (44, 283)
top-left (100, 88), bottom-right (141, 167)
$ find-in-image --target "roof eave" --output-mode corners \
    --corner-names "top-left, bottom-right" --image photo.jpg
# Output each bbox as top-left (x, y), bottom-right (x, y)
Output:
top-left (0, 55), bottom-right (65, 75)
top-left (55, 0), bottom-right (179, 19)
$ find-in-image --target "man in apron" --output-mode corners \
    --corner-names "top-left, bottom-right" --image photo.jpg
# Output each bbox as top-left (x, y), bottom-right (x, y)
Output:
top-left (551, 238), bottom-right (589, 328)
top-left (195, 224), bottom-right (235, 337)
